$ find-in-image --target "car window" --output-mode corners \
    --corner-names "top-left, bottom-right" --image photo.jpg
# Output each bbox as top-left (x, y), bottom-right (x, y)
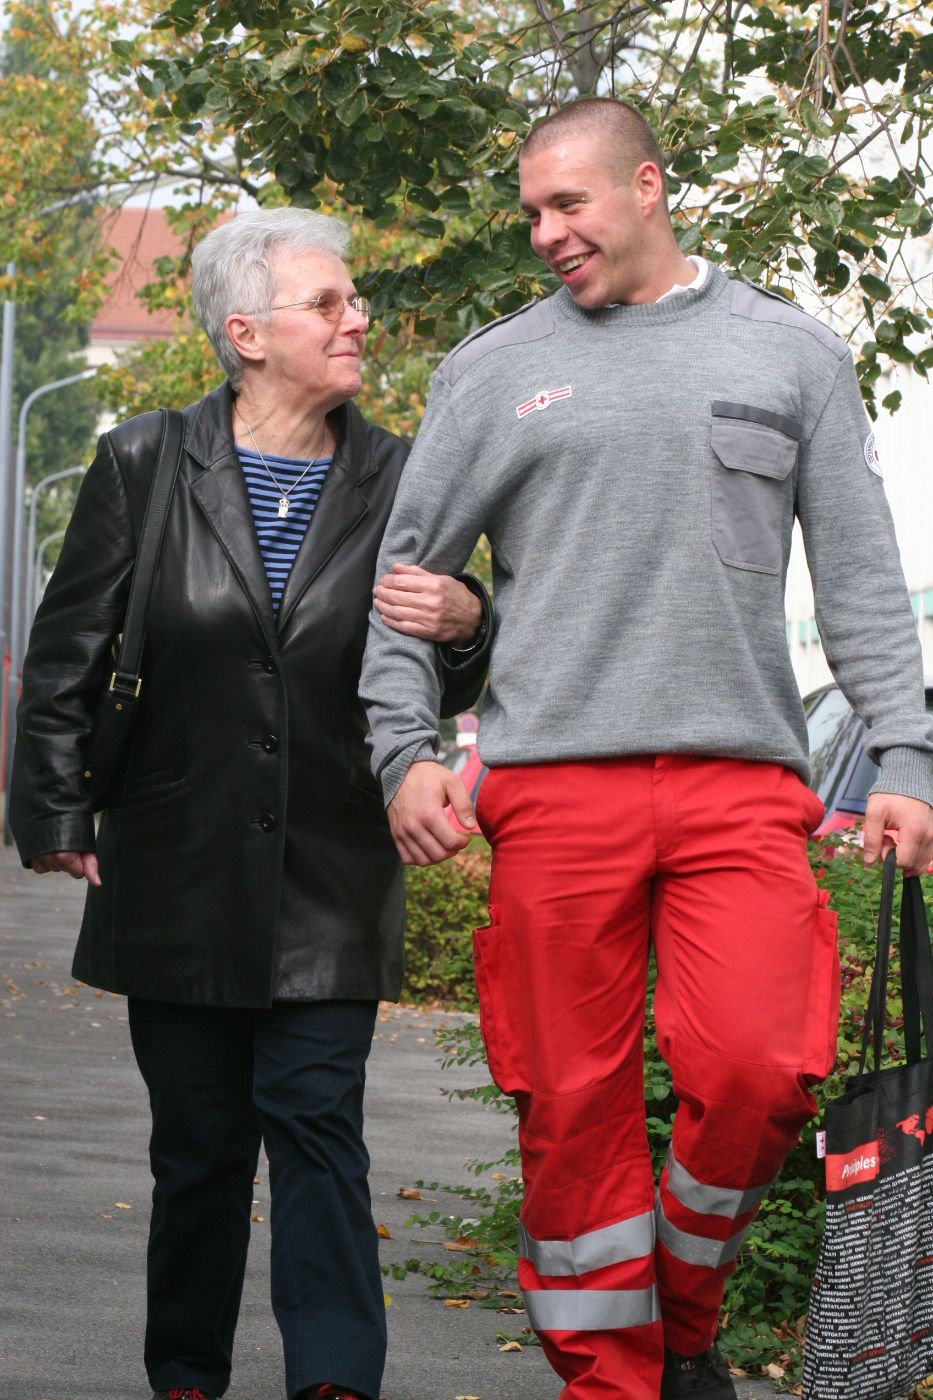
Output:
top-left (806, 689), bottom-right (857, 787)
top-left (809, 686), bottom-right (933, 815)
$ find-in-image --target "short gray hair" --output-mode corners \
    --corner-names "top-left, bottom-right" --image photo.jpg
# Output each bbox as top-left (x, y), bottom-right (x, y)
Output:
top-left (191, 207), bottom-right (351, 385)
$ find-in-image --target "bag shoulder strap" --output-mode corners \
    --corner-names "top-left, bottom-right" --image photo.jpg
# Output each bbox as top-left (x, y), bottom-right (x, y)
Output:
top-left (110, 407), bottom-right (185, 699)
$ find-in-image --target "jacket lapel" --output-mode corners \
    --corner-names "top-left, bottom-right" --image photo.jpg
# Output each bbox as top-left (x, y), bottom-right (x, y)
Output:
top-left (185, 384), bottom-right (277, 643)
top-left (276, 401), bottom-right (373, 632)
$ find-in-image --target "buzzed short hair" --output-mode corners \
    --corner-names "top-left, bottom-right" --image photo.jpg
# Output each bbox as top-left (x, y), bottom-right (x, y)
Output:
top-left (521, 97), bottom-right (667, 189)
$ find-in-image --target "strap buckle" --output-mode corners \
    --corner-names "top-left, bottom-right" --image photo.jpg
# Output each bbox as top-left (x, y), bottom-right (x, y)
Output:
top-left (109, 672), bottom-right (142, 699)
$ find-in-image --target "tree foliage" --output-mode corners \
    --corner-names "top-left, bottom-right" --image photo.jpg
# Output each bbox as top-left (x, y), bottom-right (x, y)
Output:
top-left (0, 5), bottom-right (102, 567)
top-left (2, 0), bottom-right (932, 419)
top-left (143, 0), bottom-right (933, 412)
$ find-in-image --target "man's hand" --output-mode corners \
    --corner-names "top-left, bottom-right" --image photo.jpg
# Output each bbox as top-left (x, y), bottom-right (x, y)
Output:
top-left (374, 563), bottom-right (482, 646)
top-left (31, 851), bottom-right (101, 886)
top-left (388, 760), bottom-right (477, 866)
top-left (863, 793), bottom-right (933, 877)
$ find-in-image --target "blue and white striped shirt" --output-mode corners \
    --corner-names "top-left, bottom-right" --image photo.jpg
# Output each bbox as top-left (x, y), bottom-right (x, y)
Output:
top-left (237, 448), bottom-right (333, 613)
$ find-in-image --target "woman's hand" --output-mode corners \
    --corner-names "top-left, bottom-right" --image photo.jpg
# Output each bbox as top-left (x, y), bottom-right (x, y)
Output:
top-left (373, 563), bottom-right (482, 646)
top-left (31, 851), bottom-right (101, 887)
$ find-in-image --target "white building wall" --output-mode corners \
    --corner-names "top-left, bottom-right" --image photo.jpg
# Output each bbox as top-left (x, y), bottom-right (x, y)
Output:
top-left (784, 366), bottom-right (933, 695)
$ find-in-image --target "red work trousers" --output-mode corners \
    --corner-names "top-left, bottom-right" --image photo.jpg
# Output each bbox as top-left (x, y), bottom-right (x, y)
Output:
top-left (473, 756), bottom-right (839, 1399)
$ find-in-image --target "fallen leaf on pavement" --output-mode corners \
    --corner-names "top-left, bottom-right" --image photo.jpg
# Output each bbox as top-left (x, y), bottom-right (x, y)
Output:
top-left (397, 1187), bottom-right (422, 1200)
top-left (764, 1364), bottom-right (786, 1380)
top-left (444, 1298), bottom-right (471, 1308)
top-left (376, 1223), bottom-right (392, 1239)
top-left (251, 1212), bottom-right (265, 1222)
top-left (498, 1341), bottom-right (522, 1352)
top-left (114, 1202), bottom-right (132, 1210)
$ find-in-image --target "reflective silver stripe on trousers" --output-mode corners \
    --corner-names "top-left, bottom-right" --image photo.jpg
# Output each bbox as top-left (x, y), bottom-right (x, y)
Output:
top-left (517, 1211), bottom-right (655, 1277)
top-left (523, 1285), bottom-right (661, 1333)
top-left (664, 1150), bottom-right (772, 1220)
top-left (655, 1198), bottom-right (747, 1269)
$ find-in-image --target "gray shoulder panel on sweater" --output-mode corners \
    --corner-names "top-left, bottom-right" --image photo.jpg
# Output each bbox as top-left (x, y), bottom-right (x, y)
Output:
top-left (731, 280), bottom-right (848, 362)
top-left (438, 300), bottom-right (556, 387)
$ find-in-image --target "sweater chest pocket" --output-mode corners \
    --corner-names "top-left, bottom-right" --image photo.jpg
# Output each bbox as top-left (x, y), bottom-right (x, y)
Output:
top-left (710, 402), bottom-right (800, 575)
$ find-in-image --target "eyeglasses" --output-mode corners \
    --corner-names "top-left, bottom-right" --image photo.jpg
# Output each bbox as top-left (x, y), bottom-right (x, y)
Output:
top-left (267, 292), bottom-right (372, 324)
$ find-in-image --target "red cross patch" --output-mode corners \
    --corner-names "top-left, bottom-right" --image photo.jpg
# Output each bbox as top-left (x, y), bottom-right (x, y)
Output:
top-left (516, 385), bottom-right (573, 419)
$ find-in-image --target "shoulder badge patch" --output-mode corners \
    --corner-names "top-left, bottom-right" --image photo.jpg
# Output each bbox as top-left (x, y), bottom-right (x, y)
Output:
top-left (516, 386), bottom-right (572, 419)
top-left (863, 430), bottom-right (882, 478)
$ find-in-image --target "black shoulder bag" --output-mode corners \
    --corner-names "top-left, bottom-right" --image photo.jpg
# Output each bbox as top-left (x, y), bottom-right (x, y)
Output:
top-left (82, 408), bottom-right (185, 807)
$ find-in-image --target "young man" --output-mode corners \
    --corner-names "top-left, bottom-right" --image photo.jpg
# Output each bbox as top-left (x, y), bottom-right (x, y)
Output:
top-left (362, 99), bottom-right (933, 1400)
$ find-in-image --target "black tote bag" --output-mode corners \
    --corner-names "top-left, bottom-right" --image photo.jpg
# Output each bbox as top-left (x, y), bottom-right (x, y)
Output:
top-left (803, 851), bottom-right (933, 1400)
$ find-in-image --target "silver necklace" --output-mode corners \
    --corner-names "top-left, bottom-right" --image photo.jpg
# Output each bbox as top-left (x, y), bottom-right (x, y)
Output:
top-left (236, 407), bottom-right (328, 519)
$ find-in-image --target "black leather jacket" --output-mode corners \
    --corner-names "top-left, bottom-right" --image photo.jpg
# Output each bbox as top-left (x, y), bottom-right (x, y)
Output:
top-left (11, 383), bottom-right (491, 1006)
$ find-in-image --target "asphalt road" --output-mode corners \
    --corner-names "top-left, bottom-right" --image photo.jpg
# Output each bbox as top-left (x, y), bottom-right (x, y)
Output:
top-left (1, 845), bottom-right (776, 1400)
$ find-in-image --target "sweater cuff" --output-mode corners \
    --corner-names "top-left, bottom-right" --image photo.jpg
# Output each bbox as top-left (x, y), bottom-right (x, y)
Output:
top-left (381, 741), bottom-right (438, 806)
top-left (440, 574), bottom-right (492, 666)
top-left (870, 745), bottom-right (933, 809)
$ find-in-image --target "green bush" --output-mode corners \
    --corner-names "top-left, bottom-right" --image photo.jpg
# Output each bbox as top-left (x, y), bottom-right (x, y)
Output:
top-left (398, 839), bottom-right (933, 1383)
top-left (402, 845), bottom-right (488, 1008)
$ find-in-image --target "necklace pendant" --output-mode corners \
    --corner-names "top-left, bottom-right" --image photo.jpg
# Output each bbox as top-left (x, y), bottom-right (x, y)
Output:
top-left (277, 497), bottom-right (290, 519)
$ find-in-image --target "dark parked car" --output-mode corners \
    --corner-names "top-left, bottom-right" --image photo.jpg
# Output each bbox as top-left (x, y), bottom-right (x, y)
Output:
top-left (805, 680), bottom-right (933, 838)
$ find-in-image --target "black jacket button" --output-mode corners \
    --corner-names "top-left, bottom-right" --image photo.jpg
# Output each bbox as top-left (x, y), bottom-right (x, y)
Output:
top-left (263, 656), bottom-right (276, 674)
top-left (261, 735), bottom-right (278, 754)
top-left (260, 811), bottom-right (277, 832)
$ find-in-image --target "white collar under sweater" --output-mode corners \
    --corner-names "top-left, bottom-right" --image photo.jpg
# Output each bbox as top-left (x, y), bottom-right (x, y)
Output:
top-left (655, 255), bottom-right (709, 303)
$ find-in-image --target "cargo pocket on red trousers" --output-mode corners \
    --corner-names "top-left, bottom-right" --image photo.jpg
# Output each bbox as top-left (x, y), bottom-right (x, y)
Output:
top-left (801, 891), bottom-right (841, 1081)
top-left (473, 909), bottom-right (530, 1096)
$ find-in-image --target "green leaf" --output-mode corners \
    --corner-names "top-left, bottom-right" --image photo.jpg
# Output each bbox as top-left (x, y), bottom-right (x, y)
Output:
top-left (412, 216), bottom-right (446, 239)
top-left (895, 203), bottom-right (923, 229)
top-left (859, 272), bottom-right (892, 301)
top-left (336, 89), bottom-right (368, 127)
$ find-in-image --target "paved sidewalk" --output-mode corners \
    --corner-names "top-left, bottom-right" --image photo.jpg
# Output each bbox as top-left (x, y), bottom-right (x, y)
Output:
top-left (1, 846), bottom-right (776, 1400)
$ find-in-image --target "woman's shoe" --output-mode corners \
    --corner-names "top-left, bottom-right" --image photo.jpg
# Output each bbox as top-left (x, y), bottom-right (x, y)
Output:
top-left (295, 1385), bottom-right (370, 1400)
top-left (151, 1391), bottom-right (217, 1400)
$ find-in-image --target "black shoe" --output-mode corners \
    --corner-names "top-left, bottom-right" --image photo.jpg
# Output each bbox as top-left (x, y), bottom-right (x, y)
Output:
top-left (151, 1390), bottom-right (217, 1399)
top-left (294, 1386), bottom-right (371, 1400)
top-left (661, 1344), bottom-right (737, 1400)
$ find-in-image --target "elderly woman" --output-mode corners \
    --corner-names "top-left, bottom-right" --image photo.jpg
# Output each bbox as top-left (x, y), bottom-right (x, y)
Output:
top-left (10, 209), bottom-right (491, 1400)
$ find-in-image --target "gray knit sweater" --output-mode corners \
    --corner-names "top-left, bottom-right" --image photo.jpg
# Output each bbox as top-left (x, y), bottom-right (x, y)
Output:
top-left (361, 265), bottom-right (933, 807)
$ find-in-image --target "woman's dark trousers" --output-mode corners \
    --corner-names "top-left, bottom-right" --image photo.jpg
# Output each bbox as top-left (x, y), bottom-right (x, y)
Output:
top-left (128, 998), bottom-right (385, 1400)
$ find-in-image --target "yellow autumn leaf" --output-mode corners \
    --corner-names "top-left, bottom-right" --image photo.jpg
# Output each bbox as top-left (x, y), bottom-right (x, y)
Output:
top-left (114, 1202), bottom-right (132, 1210)
top-left (340, 33), bottom-right (368, 53)
top-left (376, 1223), bottom-right (392, 1239)
top-left (498, 1340), bottom-right (522, 1352)
top-left (444, 1298), bottom-right (471, 1308)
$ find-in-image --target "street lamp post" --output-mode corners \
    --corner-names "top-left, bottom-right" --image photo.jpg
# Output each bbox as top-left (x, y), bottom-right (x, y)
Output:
top-left (24, 466), bottom-right (87, 642)
top-left (0, 262), bottom-right (16, 657)
top-left (3, 368), bottom-right (95, 844)
top-left (32, 529), bottom-right (67, 616)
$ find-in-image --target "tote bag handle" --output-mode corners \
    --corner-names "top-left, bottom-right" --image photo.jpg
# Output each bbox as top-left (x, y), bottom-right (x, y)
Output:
top-left (858, 848), bottom-right (933, 1080)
